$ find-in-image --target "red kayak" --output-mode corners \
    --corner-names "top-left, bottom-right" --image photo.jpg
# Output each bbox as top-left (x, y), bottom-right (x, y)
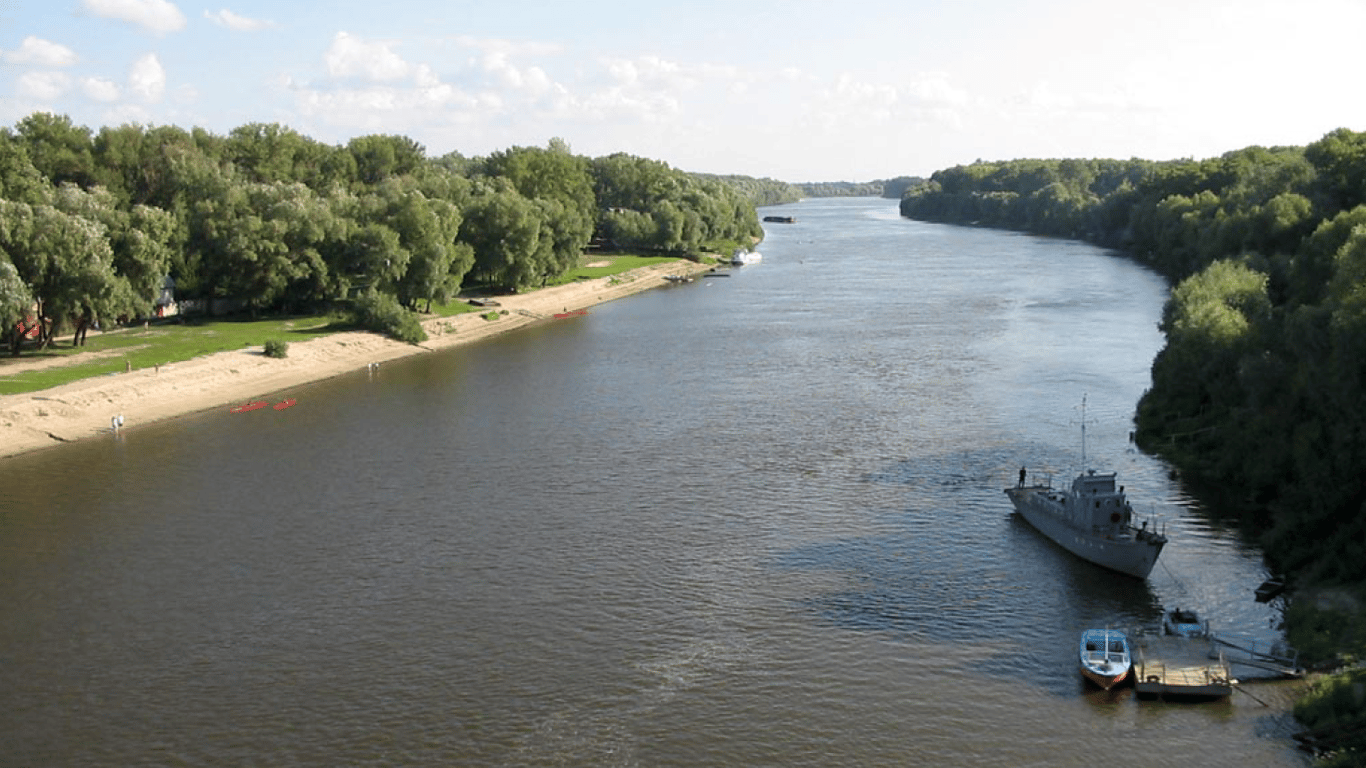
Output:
top-left (273, 398), bottom-right (297, 410)
top-left (230, 401), bottom-right (268, 413)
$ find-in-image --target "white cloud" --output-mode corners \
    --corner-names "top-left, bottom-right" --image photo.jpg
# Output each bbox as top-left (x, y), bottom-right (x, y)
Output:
top-left (295, 32), bottom-right (544, 133)
top-left (5, 36), bottom-right (79, 66)
top-left (1022, 81), bottom-right (1074, 110)
top-left (580, 86), bottom-right (680, 123)
top-left (291, 80), bottom-right (487, 133)
top-left (17, 71), bottom-right (72, 101)
top-left (581, 54), bottom-right (749, 126)
top-left (603, 55), bottom-right (695, 91)
top-left (83, 77), bottom-right (121, 102)
top-left (412, 63), bottom-right (442, 89)
top-left (902, 73), bottom-right (971, 108)
top-left (204, 8), bottom-right (274, 31)
top-left (173, 82), bottom-right (199, 104)
top-left (129, 53), bottom-right (166, 102)
top-left (325, 32), bottom-right (413, 81)
top-left (451, 36), bottom-right (562, 59)
top-left (99, 103), bottom-right (155, 126)
top-left (480, 51), bottom-right (553, 95)
top-left (83, 0), bottom-right (187, 34)
top-left (831, 74), bottom-right (899, 108)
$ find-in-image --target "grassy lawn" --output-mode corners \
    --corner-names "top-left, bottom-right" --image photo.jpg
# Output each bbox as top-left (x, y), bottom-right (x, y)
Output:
top-left (548, 254), bottom-right (685, 284)
top-left (423, 298), bottom-right (485, 318)
top-left (0, 315), bottom-right (337, 395)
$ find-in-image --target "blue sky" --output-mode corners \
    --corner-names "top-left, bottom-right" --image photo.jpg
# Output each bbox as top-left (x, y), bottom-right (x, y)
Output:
top-left (3, 0), bottom-right (1365, 181)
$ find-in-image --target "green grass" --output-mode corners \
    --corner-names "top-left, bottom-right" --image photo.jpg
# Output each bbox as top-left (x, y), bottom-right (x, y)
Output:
top-left (424, 299), bottom-right (484, 319)
top-left (543, 254), bottom-right (685, 286)
top-left (0, 315), bottom-right (338, 395)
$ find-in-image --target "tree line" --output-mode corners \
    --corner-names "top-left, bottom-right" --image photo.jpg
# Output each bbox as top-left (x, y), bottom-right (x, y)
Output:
top-left (699, 174), bottom-right (926, 207)
top-left (900, 129), bottom-right (1366, 590)
top-left (1, 114), bottom-right (762, 348)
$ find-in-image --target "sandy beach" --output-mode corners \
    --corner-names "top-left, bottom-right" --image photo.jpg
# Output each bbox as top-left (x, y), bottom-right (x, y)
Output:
top-left (0, 260), bottom-right (715, 461)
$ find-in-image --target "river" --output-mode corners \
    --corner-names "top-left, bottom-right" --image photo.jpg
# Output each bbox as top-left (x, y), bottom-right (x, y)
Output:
top-left (0, 197), bottom-right (1306, 766)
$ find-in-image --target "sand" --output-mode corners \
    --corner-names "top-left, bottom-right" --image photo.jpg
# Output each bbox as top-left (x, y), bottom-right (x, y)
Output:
top-left (0, 260), bottom-right (715, 461)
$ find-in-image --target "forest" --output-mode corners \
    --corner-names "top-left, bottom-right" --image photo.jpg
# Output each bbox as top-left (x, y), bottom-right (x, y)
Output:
top-left (899, 130), bottom-right (1366, 652)
top-left (696, 174), bottom-right (925, 206)
top-left (0, 114), bottom-right (763, 348)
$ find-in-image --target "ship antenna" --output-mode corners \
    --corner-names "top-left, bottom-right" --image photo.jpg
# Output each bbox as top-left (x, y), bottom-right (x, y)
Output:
top-left (1075, 394), bottom-right (1091, 470)
top-left (1081, 394), bottom-right (1087, 469)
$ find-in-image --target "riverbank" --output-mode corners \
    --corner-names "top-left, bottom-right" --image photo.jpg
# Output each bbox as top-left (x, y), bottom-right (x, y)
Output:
top-left (0, 260), bottom-right (714, 461)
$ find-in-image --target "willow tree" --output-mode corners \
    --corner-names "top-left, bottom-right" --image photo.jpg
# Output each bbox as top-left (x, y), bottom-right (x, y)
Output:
top-left (0, 256), bottom-right (34, 355)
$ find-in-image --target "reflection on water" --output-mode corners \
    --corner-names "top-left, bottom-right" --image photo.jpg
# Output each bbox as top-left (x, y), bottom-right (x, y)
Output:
top-left (0, 198), bottom-right (1305, 766)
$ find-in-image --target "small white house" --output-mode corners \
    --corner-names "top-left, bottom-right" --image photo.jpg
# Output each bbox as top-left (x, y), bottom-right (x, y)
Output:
top-left (155, 275), bottom-right (177, 317)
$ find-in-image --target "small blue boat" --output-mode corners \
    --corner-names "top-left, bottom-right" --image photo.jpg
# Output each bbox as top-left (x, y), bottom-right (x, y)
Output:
top-left (1162, 608), bottom-right (1207, 638)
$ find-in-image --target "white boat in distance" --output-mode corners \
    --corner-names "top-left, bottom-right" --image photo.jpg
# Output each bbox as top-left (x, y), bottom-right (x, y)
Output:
top-left (731, 249), bottom-right (762, 265)
top-left (1079, 628), bottom-right (1132, 690)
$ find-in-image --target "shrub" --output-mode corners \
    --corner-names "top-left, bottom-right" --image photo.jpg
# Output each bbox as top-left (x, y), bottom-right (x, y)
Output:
top-left (263, 339), bottom-right (289, 358)
top-left (349, 290), bottom-right (428, 344)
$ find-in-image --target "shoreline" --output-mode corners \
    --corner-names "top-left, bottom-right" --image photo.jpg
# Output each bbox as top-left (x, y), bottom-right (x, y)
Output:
top-left (0, 260), bottom-right (715, 462)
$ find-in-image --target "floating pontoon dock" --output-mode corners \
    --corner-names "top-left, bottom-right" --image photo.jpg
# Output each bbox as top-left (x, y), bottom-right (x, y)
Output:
top-left (1133, 633), bottom-right (1233, 699)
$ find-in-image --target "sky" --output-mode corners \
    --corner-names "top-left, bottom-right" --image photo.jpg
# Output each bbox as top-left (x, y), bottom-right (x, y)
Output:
top-left (2, 0), bottom-right (1365, 182)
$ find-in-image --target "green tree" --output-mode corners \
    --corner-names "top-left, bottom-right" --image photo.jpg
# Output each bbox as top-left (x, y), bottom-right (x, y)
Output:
top-left (225, 122), bottom-right (326, 185)
top-left (459, 179), bottom-right (544, 292)
top-left (1291, 206), bottom-right (1366, 307)
top-left (348, 134), bottom-right (425, 185)
top-left (482, 143), bottom-right (596, 279)
top-left (1305, 127), bottom-right (1366, 214)
top-left (0, 129), bottom-right (52, 205)
top-left (336, 221), bottom-right (403, 297)
top-left (0, 255), bottom-right (35, 355)
top-left (396, 195), bottom-right (470, 311)
top-left (49, 184), bottom-right (174, 319)
top-left (588, 153), bottom-right (759, 254)
top-left (1137, 259), bottom-right (1271, 475)
top-left (0, 200), bottom-right (124, 346)
top-left (186, 174), bottom-right (339, 313)
top-left (13, 112), bottom-right (95, 188)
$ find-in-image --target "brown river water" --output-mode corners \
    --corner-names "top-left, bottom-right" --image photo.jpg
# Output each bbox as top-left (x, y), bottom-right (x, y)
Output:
top-left (1, 198), bottom-right (1307, 766)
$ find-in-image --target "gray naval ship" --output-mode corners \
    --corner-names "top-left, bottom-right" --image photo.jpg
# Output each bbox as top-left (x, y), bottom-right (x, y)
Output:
top-left (1005, 468), bottom-right (1168, 578)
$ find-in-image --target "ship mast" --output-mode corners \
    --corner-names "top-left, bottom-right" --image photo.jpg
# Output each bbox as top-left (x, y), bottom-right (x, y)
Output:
top-left (1079, 394), bottom-right (1089, 470)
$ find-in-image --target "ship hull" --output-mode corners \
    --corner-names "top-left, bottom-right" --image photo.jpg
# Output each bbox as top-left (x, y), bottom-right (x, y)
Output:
top-left (1006, 486), bottom-right (1163, 579)
top-left (1081, 666), bottom-right (1131, 691)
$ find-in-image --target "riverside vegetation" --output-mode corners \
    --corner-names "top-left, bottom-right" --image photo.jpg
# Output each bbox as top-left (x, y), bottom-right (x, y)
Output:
top-left (0, 115), bottom-right (766, 353)
top-left (901, 129), bottom-right (1366, 764)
